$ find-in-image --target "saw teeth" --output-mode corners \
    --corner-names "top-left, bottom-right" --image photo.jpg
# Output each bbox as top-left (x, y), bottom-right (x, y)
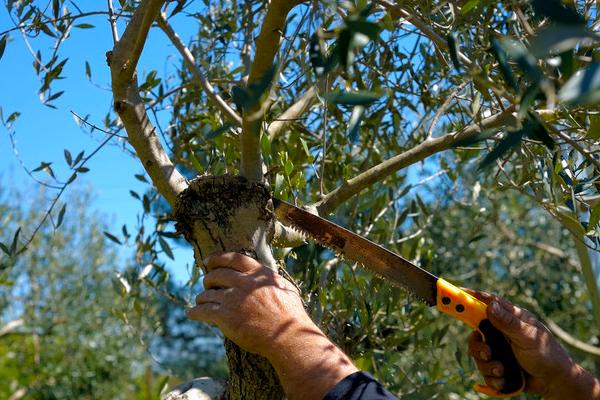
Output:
top-left (285, 221), bottom-right (431, 306)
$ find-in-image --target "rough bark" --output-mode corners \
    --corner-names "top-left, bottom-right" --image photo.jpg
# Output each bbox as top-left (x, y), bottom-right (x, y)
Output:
top-left (173, 175), bottom-right (284, 400)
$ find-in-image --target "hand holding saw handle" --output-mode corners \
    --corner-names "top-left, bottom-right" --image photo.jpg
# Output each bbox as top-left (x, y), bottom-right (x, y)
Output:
top-left (436, 279), bottom-right (525, 397)
top-left (273, 198), bottom-right (525, 397)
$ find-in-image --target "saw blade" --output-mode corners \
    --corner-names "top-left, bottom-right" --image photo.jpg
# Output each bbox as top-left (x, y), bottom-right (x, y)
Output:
top-left (273, 198), bottom-right (438, 306)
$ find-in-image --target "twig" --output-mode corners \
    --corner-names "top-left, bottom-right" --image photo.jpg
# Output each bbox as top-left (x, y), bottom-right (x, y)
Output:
top-left (268, 86), bottom-right (317, 140)
top-left (108, 0), bottom-right (120, 44)
top-left (157, 14), bottom-right (242, 126)
top-left (426, 81), bottom-right (469, 139)
top-left (316, 107), bottom-right (517, 214)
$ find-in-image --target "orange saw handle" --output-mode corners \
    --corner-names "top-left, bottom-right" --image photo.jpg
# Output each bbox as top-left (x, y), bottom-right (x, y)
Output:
top-left (436, 278), bottom-right (526, 398)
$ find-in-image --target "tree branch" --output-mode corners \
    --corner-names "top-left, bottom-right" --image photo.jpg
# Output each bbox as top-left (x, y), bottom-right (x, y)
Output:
top-left (240, 0), bottom-right (304, 181)
top-left (316, 108), bottom-right (517, 215)
top-left (110, 0), bottom-right (187, 207)
top-left (0, 318), bottom-right (24, 337)
top-left (267, 86), bottom-right (317, 140)
top-left (157, 14), bottom-right (243, 126)
top-left (375, 0), bottom-right (473, 69)
top-left (546, 318), bottom-right (600, 358)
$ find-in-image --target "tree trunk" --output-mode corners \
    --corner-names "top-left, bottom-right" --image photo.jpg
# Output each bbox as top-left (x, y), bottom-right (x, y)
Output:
top-left (173, 175), bottom-right (285, 400)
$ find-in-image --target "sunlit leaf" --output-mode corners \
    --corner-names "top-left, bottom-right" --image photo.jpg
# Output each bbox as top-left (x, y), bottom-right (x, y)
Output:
top-left (206, 123), bottom-right (233, 140)
top-left (529, 25), bottom-right (598, 58)
top-left (0, 34), bottom-right (7, 61)
top-left (0, 242), bottom-right (9, 257)
top-left (461, 0), bottom-right (479, 14)
top-left (490, 37), bottom-right (518, 91)
top-left (64, 149), bottom-right (72, 166)
top-left (559, 62), bottom-right (600, 106)
top-left (104, 231), bottom-right (122, 245)
top-left (347, 105), bottom-right (366, 142)
top-left (85, 61), bottom-right (91, 79)
top-left (56, 204), bottom-right (66, 229)
top-left (10, 227), bottom-right (21, 256)
top-left (590, 203), bottom-right (600, 229)
top-left (446, 33), bottom-right (461, 72)
top-left (500, 38), bottom-right (544, 84)
top-left (52, 0), bottom-right (60, 19)
top-left (323, 90), bottom-right (382, 105)
top-left (73, 150), bottom-right (84, 165)
top-left (159, 237), bottom-right (174, 260)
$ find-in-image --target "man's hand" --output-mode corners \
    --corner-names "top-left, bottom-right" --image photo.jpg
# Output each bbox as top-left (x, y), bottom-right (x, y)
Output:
top-left (186, 252), bottom-right (312, 358)
top-left (186, 252), bottom-right (358, 400)
top-left (467, 291), bottom-right (600, 399)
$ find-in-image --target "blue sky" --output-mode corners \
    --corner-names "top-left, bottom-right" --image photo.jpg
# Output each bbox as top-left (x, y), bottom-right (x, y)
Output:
top-left (0, 6), bottom-right (195, 282)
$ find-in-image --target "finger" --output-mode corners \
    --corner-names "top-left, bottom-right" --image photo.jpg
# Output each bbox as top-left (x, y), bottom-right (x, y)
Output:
top-left (463, 288), bottom-right (494, 304)
top-left (185, 303), bottom-right (220, 323)
top-left (488, 300), bottom-right (538, 346)
top-left (203, 268), bottom-right (245, 290)
top-left (474, 359), bottom-right (504, 378)
top-left (203, 252), bottom-right (262, 273)
top-left (468, 331), bottom-right (491, 361)
top-left (195, 288), bottom-right (229, 305)
top-left (495, 297), bottom-right (538, 324)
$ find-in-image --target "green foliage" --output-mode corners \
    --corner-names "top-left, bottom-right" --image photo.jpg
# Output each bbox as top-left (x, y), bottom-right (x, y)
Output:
top-left (3, 0), bottom-right (600, 398)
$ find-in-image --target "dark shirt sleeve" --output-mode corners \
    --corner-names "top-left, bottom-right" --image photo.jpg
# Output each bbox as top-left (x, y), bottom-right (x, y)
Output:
top-left (322, 371), bottom-right (398, 400)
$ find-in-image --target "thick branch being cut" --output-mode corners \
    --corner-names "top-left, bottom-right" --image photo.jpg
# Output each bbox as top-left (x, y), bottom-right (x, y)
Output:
top-left (240, 0), bottom-right (304, 181)
top-left (110, 0), bottom-right (187, 206)
top-left (157, 14), bottom-right (243, 126)
top-left (316, 108), bottom-right (517, 215)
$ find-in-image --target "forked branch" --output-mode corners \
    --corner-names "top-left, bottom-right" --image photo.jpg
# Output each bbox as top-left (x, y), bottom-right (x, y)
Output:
top-left (110, 0), bottom-right (187, 206)
top-left (240, 0), bottom-right (305, 181)
top-left (157, 14), bottom-right (243, 126)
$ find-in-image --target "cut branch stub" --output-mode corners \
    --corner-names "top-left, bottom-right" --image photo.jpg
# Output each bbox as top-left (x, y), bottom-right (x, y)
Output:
top-left (173, 174), bottom-right (283, 399)
top-left (173, 175), bottom-right (277, 271)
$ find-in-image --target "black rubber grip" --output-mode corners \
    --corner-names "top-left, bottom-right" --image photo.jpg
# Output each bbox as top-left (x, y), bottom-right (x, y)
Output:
top-left (478, 319), bottom-right (525, 394)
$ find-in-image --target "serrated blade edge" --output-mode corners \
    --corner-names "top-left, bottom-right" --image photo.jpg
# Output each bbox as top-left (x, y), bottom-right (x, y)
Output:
top-left (273, 198), bottom-right (438, 306)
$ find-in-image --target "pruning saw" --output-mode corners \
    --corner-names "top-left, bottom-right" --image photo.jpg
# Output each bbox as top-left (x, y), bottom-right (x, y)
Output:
top-left (273, 198), bottom-right (526, 398)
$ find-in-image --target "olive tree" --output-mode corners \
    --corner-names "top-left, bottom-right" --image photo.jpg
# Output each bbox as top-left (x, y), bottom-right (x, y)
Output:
top-left (2, 0), bottom-right (600, 398)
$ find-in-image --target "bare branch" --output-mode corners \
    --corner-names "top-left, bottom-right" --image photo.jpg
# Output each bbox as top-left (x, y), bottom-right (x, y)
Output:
top-left (267, 77), bottom-right (318, 140)
top-left (316, 108), bottom-right (517, 215)
top-left (546, 318), bottom-right (600, 358)
top-left (0, 319), bottom-right (24, 337)
top-left (157, 14), bottom-right (242, 126)
top-left (240, 0), bottom-right (305, 181)
top-left (110, 0), bottom-right (187, 207)
top-left (108, 0), bottom-right (120, 44)
top-left (375, 0), bottom-right (473, 69)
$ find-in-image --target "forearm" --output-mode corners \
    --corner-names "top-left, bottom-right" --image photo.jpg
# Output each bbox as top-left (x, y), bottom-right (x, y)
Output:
top-left (546, 362), bottom-right (600, 400)
top-left (266, 322), bottom-right (358, 400)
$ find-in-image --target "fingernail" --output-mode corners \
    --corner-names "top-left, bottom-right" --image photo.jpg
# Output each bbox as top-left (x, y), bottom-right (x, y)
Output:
top-left (491, 301), bottom-right (503, 317)
top-left (492, 367), bottom-right (502, 377)
top-left (480, 351), bottom-right (489, 361)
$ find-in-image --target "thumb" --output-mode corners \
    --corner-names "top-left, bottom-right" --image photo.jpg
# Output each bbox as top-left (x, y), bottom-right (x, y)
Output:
top-left (487, 300), bottom-right (534, 348)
